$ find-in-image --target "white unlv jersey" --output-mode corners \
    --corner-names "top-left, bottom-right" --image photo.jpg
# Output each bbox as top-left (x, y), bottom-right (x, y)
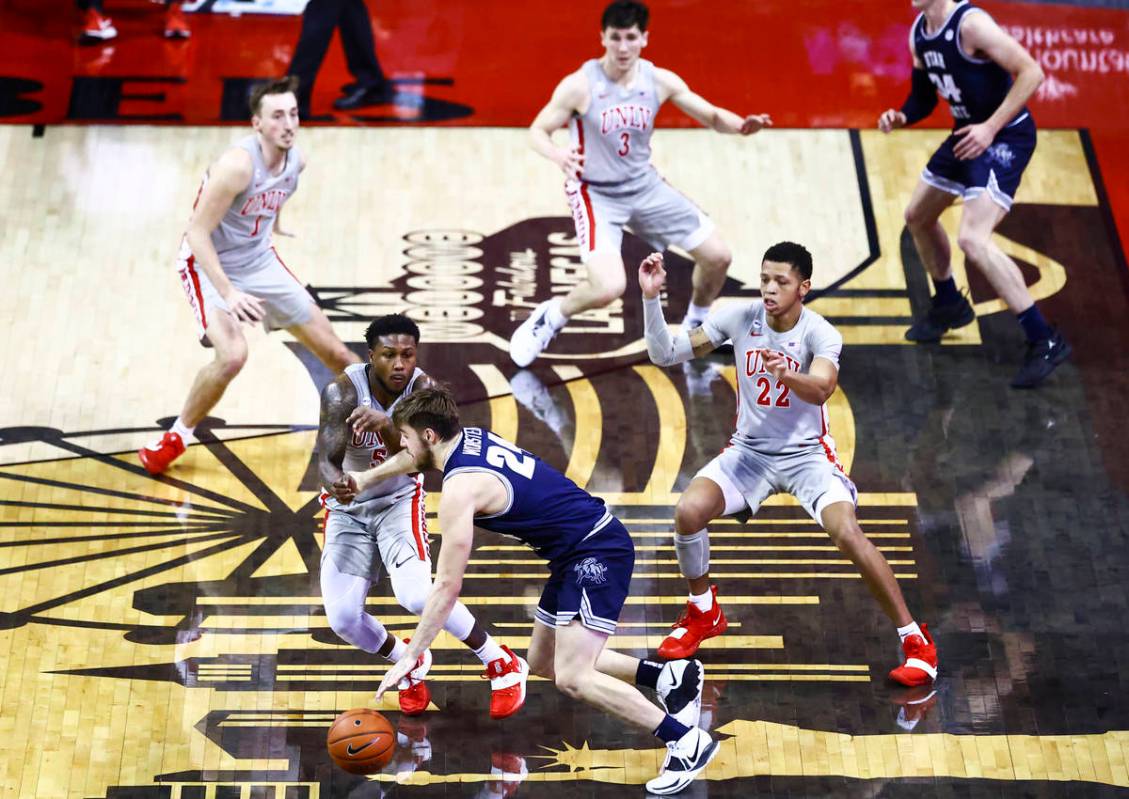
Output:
top-left (340, 363), bottom-right (425, 504)
top-left (569, 58), bottom-right (660, 191)
top-left (192, 134), bottom-right (302, 271)
top-left (704, 301), bottom-right (843, 454)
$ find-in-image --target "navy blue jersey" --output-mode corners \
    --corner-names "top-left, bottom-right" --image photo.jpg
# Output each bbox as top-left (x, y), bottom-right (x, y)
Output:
top-left (442, 427), bottom-right (612, 564)
top-left (912, 2), bottom-right (1028, 127)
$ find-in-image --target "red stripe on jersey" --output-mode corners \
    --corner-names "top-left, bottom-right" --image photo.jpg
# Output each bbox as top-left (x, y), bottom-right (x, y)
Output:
top-left (410, 480), bottom-right (427, 560)
top-left (576, 117), bottom-right (586, 155)
top-left (186, 256), bottom-right (207, 331)
top-left (579, 183), bottom-right (596, 252)
top-left (271, 246), bottom-right (305, 286)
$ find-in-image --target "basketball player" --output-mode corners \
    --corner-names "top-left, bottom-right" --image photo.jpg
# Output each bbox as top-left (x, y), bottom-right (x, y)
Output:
top-left (139, 77), bottom-right (359, 474)
top-left (878, 0), bottom-right (1070, 388)
top-left (508, 0), bottom-right (771, 367)
top-left (354, 388), bottom-right (716, 795)
top-left (318, 315), bottom-right (527, 719)
top-left (639, 245), bottom-right (939, 687)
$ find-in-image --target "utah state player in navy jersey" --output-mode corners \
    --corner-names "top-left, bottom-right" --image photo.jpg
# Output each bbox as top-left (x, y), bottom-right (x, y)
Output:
top-left (878, 0), bottom-right (1070, 388)
top-left (350, 387), bottom-right (717, 794)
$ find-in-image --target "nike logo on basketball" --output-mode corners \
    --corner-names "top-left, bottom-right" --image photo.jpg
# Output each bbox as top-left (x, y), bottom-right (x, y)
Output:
top-left (346, 740), bottom-right (374, 756)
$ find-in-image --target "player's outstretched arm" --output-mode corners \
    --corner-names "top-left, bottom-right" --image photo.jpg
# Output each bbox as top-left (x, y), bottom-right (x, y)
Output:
top-left (185, 148), bottom-right (265, 323)
top-left (529, 72), bottom-right (588, 179)
top-left (348, 450), bottom-right (418, 495)
top-left (639, 253), bottom-right (718, 366)
top-left (374, 474), bottom-right (483, 701)
top-left (952, 12), bottom-right (1044, 160)
top-left (317, 377), bottom-right (358, 501)
top-left (656, 68), bottom-right (771, 135)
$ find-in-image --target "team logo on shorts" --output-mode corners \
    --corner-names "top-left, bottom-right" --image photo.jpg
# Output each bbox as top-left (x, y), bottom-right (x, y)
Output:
top-left (573, 557), bottom-right (609, 586)
top-left (987, 143), bottom-right (1015, 168)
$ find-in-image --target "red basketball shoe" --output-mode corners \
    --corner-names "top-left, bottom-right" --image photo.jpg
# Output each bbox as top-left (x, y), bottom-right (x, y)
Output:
top-left (657, 585), bottom-right (728, 660)
top-left (396, 644), bottom-right (432, 716)
top-left (889, 624), bottom-right (938, 687)
top-left (484, 645), bottom-right (527, 719)
top-left (138, 431), bottom-right (185, 475)
top-left (163, 2), bottom-right (190, 39)
top-left (81, 9), bottom-right (117, 40)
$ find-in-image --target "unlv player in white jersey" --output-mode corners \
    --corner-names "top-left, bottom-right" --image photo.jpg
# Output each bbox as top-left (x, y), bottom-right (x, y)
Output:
top-left (509, 0), bottom-right (772, 367)
top-left (139, 77), bottom-right (359, 474)
top-left (640, 244), bottom-right (939, 687)
top-left (318, 315), bottom-right (527, 720)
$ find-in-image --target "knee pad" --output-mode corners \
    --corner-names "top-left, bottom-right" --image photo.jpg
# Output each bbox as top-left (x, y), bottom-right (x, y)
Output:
top-left (674, 529), bottom-right (710, 580)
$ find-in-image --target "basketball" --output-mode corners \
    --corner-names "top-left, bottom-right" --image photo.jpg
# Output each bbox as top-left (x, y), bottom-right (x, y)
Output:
top-left (327, 708), bottom-right (396, 774)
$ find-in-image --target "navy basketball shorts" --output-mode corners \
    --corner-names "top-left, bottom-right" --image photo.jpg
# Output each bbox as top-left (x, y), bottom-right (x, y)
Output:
top-left (534, 518), bottom-right (635, 635)
top-left (921, 114), bottom-right (1036, 212)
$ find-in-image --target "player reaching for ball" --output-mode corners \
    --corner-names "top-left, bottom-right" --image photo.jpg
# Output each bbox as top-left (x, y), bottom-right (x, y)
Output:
top-left (318, 315), bottom-right (526, 720)
top-left (350, 387), bottom-right (718, 795)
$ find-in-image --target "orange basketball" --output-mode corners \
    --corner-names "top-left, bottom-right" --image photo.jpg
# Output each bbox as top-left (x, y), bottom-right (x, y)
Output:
top-left (327, 708), bottom-right (396, 774)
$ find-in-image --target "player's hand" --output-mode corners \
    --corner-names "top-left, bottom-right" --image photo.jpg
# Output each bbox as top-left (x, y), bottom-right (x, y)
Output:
top-left (878, 109), bottom-right (907, 133)
top-left (375, 651), bottom-right (417, 703)
top-left (740, 113), bottom-right (773, 135)
top-left (762, 348), bottom-right (790, 381)
top-left (953, 122), bottom-right (996, 160)
top-left (224, 289), bottom-right (266, 323)
top-left (329, 473), bottom-right (358, 504)
top-left (556, 146), bottom-right (584, 180)
top-left (347, 405), bottom-right (390, 435)
top-left (638, 252), bottom-right (667, 299)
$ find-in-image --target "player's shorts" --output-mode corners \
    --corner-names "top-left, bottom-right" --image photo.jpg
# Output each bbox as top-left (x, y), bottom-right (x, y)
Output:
top-left (176, 239), bottom-right (314, 341)
top-left (534, 514), bottom-right (635, 636)
top-left (921, 113), bottom-right (1036, 213)
top-left (696, 441), bottom-right (858, 526)
top-left (565, 171), bottom-right (715, 264)
top-left (320, 478), bottom-right (430, 580)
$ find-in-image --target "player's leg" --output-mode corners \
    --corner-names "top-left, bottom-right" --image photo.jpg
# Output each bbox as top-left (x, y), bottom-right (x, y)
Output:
top-left (554, 622), bottom-right (718, 794)
top-left (820, 501), bottom-right (938, 686)
top-left (685, 232), bottom-right (732, 328)
top-left (629, 177), bottom-right (722, 329)
top-left (287, 304), bottom-right (361, 373)
top-left (248, 249), bottom-right (358, 373)
top-left (957, 194), bottom-right (1069, 387)
top-left (139, 295), bottom-right (247, 474)
top-left (378, 491), bottom-right (528, 718)
top-left (903, 137), bottom-right (976, 342)
top-left (790, 452), bottom-right (938, 687)
top-left (660, 450), bottom-right (766, 659)
top-left (508, 183), bottom-right (627, 367)
top-left (531, 568), bottom-right (704, 730)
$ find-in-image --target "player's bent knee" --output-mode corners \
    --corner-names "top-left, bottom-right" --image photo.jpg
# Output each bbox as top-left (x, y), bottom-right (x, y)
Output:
top-left (674, 500), bottom-right (710, 534)
top-left (554, 670), bottom-right (586, 700)
top-left (956, 231), bottom-right (988, 262)
top-left (215, 348), bottom-right (248, 380)
top-left (323, 600), bottom-right (365, 645)
top-left (904, 203), bottom-right (933, 231)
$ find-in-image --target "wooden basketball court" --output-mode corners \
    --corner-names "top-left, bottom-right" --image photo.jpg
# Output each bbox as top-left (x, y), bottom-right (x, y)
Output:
top-left (2, 1), bottom-right (1129, 796)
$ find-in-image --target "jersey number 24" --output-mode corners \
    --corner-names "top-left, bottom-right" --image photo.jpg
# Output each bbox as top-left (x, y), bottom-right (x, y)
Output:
top-left (486, 433), bottom-right (535, 479)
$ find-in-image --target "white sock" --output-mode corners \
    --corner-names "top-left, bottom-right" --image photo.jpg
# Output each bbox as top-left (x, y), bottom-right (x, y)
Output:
top-left (387, 637), bottom-right (408, 662)
top-left (689, 588), bottom-right (713, 612)
top-left (170, 418), bottom-right (196, 444)
top-left (472, 636), bottom-right (508, 666)
top-left (897, 621), bottom-right (923, 643)
top-left (684, 302), bottom-right (711, 325)
top-left (545, 298), bottom-right (568, 331)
